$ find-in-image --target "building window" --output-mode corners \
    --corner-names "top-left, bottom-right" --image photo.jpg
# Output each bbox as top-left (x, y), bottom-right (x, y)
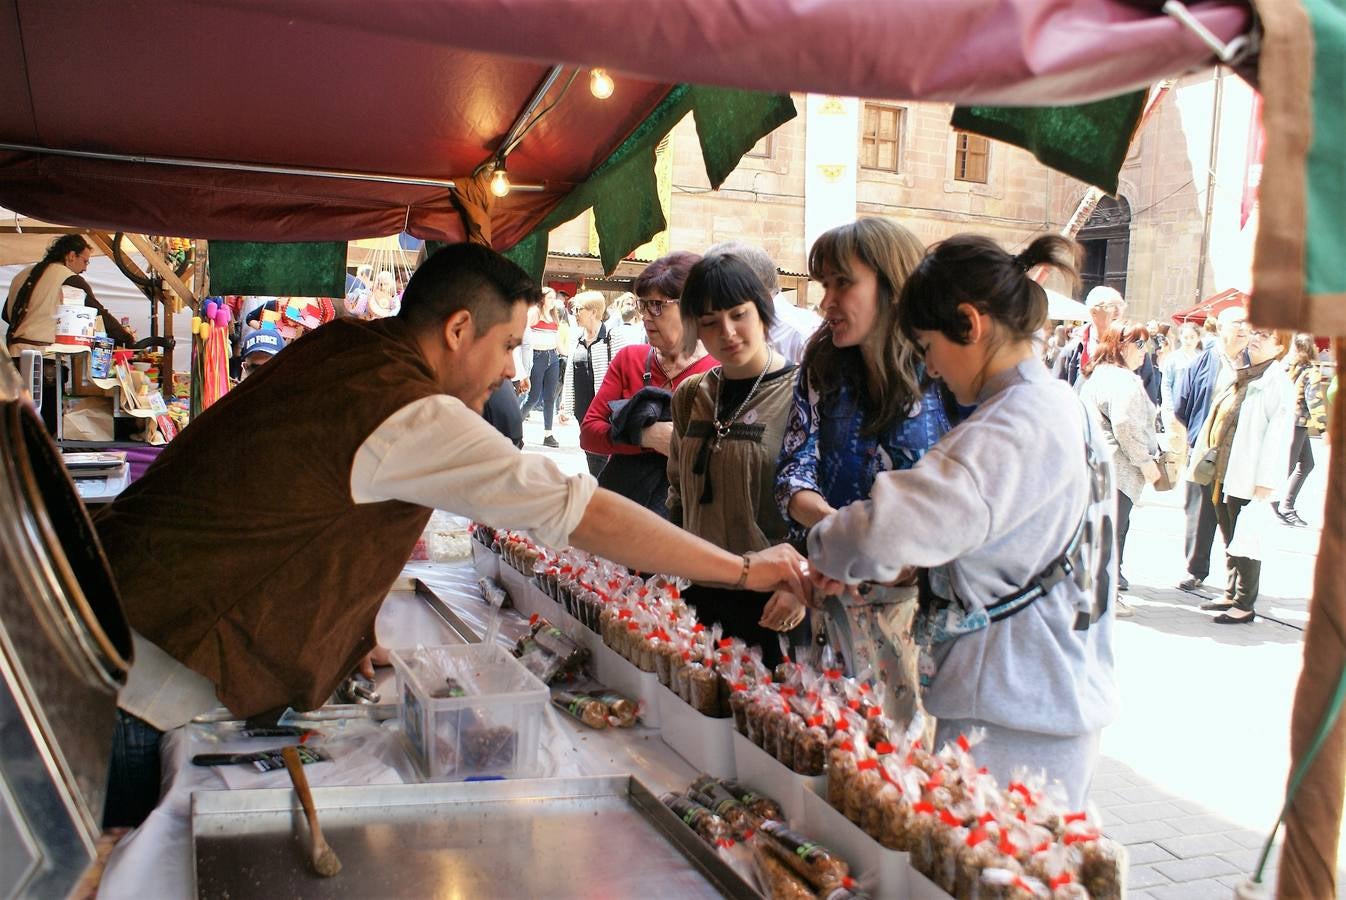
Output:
top-left (860, 103), bottom-right (904, 172)
top-left (745, 133), bottom-right (775, 159)
top-left (953, 131), bottom-right (990, 183)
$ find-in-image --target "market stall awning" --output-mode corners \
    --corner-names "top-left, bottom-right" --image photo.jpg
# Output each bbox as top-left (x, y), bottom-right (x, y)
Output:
top-left (0, 1), bottom-right (792, 270)
top-left (203, 0), bottom-right (1251, 106)
top-left (0, 0), bottom-right (1248, 266)
top-left (1169, 288), bottom-right (1248, 324)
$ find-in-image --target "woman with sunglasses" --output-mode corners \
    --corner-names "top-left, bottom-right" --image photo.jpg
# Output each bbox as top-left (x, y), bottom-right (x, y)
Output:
top-left (580, 251), bottom-right (716, 515)
top-left (1079, 325), bottom-right (1161, 591)
top-left (1192, 327), bottom-right (1295, 623)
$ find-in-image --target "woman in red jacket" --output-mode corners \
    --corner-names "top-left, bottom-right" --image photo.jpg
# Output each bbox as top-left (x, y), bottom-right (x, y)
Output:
top-left (581, 251), bottom-right (716, 515)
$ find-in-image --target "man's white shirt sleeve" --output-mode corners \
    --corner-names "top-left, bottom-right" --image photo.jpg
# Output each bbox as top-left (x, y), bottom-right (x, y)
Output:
top-left (351, 395), bottom-right (597, 549)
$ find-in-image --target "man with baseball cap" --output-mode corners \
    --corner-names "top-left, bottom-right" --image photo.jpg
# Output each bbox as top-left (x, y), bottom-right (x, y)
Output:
top-left (239, 329), bottom-right (285, 377)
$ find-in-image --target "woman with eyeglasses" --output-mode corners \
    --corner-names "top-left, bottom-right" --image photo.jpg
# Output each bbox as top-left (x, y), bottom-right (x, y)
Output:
top-left (1078, 325), bottom-right (1161, 591)
top-left (1192, 327), bottom-right (1295, 623)
top-left (580, 251), bottom-right (716, 515)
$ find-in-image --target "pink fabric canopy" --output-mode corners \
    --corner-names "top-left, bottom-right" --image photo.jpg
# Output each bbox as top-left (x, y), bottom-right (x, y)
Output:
top-left (210, 0), bottom-right (1251, 105)
top-left (0, 0), bottom-right (1251, 243)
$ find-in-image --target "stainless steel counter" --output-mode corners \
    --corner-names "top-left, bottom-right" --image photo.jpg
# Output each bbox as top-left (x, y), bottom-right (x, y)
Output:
top-left (192, 775), bottom-right (755, 899)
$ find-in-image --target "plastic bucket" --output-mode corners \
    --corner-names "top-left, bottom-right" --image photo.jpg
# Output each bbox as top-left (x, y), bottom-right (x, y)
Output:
top-left (55, 304), bottom-right (96, 347)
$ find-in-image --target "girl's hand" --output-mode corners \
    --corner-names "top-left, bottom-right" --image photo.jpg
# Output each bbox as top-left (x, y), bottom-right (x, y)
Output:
top-left (810, 566), bottom-right (851, 598)
top-left (759, 590), bottom-right (807, 632)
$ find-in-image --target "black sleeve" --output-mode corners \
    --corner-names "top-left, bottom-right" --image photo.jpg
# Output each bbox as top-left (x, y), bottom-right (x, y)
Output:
top-left (65, 275), bottom-right (136, 346)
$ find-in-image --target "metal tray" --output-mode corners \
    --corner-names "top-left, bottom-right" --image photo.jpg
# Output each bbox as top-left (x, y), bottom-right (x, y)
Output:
top-left (192, 774), bottom-right (758, 899)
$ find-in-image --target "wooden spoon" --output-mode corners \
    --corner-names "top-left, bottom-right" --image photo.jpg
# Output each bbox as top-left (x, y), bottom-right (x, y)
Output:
top-left (281, 745), bottom-right (342, 877)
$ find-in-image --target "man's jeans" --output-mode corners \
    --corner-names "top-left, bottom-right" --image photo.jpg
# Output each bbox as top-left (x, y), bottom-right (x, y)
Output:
top-left (103, 709), bottom-right (163, 828)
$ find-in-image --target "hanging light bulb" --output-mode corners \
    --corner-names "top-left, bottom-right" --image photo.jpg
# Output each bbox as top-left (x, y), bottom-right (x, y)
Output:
top-left (489, 166), bottom-right (511, 198)
top-left (589, 68), bottom-right (615, 100)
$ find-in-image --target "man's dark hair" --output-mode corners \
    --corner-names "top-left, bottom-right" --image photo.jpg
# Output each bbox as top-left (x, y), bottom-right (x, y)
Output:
top-left (44, 234), bottom-right (91, 264)
top-left (398, 242), bottom-right (540, 334)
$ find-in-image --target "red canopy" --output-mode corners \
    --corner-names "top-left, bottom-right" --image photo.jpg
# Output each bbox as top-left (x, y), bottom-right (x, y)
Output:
top-left (0, 0), bottom-right (1250, 246)
top-left (1170, 288), bottom-right (1248, 325)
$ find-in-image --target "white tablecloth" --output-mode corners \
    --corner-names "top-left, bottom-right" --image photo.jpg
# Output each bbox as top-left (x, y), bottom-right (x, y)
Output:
top-left (96, 560), bottom-right (694, 899)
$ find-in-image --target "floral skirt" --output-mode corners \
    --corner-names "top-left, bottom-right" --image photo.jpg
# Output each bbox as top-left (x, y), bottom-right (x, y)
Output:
top-left (819, 583), bottom-right (924, 728)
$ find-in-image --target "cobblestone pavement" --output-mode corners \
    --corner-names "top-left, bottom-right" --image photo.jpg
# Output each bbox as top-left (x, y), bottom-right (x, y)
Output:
top-left (524, 416), bottom-right (1336, 898)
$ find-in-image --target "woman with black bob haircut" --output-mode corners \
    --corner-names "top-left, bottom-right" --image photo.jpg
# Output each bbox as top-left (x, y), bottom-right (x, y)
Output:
top-left (800, 232), bottom-right (1121, 807)
top-left (666, 253), bottom-right (799, 661)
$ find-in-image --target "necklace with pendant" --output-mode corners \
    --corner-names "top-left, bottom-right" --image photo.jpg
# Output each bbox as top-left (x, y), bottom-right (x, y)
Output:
top-left (711, 349), bottom-right (774, 450)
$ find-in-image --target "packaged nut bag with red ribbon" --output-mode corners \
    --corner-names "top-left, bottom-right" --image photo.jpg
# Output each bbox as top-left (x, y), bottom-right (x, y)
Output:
top-left (957, 819), bottom-right (1025, 899)
top-left (825, 710), bottom-right (862, 811)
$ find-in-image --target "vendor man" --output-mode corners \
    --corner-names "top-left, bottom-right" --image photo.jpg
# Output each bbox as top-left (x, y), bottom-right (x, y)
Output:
top-left (3, 234), bottom-right (135, 355)
top-left (95, 242), bottom-right (808, 826)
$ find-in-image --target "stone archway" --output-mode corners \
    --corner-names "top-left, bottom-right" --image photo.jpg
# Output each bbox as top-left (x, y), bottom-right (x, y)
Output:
top-left (1077, 195), bottom-right (1132, 299)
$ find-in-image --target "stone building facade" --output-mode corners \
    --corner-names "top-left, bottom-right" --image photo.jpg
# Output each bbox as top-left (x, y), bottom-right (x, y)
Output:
top-left (545, 67), bottom-right (1257, 325)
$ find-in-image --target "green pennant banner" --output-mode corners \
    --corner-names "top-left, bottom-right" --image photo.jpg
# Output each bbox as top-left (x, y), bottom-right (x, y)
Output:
top-left (950, 92), bottom-right (1148, 195)
top-left (506, 86), bottom-right (798, 280)
top-left (209, 241), bottom-right (347, 297)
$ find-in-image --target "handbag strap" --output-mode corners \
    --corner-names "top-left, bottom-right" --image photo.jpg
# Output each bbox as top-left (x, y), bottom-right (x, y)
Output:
top-left (642, 347), bottom-right (656, 386)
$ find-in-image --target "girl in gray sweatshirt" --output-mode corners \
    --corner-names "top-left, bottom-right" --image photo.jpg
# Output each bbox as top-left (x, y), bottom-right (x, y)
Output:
top-left (806, 233), bottom-right (1120, 808)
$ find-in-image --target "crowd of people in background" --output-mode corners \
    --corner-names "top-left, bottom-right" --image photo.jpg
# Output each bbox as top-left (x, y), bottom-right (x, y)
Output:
top-left (1048, 291), bottom-right (1335, 626)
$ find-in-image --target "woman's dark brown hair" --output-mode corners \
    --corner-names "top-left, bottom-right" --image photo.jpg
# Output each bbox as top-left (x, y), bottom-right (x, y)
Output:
top-left (899, 233), bottom-right (1081, 345)
top-left (801, 218), bottom-right (926, 437)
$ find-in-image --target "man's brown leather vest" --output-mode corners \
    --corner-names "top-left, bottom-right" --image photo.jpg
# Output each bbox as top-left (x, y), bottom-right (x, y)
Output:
top-left (96, 318), bottom-right (438, 717)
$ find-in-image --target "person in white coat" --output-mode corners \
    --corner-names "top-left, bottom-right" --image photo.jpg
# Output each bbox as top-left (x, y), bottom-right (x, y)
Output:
top-left (1079, 324), bottom-right (1161, 592)
top-left (1193, 328), bottom-right (1295, 623)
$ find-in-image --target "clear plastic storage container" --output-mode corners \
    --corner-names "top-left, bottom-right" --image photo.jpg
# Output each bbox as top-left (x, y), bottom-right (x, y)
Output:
top-left (392, 643), bottom-right (548, 781)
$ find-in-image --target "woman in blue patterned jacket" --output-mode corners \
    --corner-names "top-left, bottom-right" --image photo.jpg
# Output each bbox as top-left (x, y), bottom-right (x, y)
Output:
top-left (773, 217), bottom-right (955, 725)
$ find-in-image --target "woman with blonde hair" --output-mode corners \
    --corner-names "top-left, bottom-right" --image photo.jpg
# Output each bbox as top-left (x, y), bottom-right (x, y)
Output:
top-left (774, 218), bottom-right (957, 722)
top-left (1195, 328), bottom-right (1295, 623)
top-left (563, 291), bottom-right (634, 474)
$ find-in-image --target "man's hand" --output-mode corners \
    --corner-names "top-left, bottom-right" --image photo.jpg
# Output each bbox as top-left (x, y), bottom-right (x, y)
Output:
top-left (1140, 459), bottom-right (1162, 485)
top-left (515, 377), bottom-right (530, 395)
top-left (559, 412), bottom-right (572, 425)
top-left (357, 644), bottom-right (393, 679)
top-left (744, 544), bottom-right (809, 596)
top-left (640, 420), bottom-right (674, 456)
top-left (759, 590), bottom-right (807, 632)
top-left (1252, 485), bottom-right (1273, 501)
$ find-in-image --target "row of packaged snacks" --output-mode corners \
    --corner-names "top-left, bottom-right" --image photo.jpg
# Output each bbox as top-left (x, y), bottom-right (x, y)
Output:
top-left (476, 526), bottom-right (1122, 899)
